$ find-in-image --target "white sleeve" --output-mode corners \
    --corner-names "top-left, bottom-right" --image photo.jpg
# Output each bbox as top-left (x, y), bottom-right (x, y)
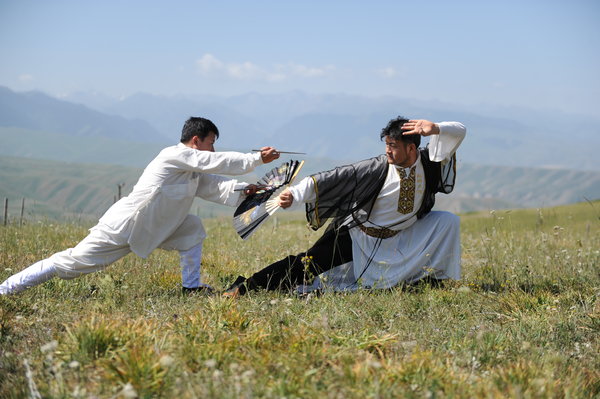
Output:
top-left (195, 174), bottom-right (243, 207)
top-left (168, 147), bottom-right (263, 175)
top-left (287, 176), bottom-right (317, 204)
top-left (428, 122), bottom-right (466, 162)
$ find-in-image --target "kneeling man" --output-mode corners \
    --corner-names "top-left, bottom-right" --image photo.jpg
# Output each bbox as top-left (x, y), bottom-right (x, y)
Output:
top-left (225, 117), bottom-right (466, 296)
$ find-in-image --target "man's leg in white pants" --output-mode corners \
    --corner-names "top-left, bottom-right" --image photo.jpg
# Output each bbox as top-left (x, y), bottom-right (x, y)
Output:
top-left (160, 214), bottom-right (213, 293)
top-left (0, 260), bottom-right (57, 295)
top-left (1, 226), bottom-right (131, 295)
top-left (179, 242), bottom-right (213, 293)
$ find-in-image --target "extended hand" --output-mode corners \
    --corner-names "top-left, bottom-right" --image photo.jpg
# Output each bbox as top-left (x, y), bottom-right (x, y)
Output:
top-left (242, 184), bottom-right (260, 195)
top-left (260, 147), bottom-right (281, 163)
top-left (401, 120), bottom-right (440, 136)
top-left (278, 188), bottom-right (294, 209)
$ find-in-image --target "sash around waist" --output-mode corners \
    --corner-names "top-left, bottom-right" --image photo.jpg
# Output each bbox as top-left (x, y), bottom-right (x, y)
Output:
top-left (357, 223), bottom-right (400, 239)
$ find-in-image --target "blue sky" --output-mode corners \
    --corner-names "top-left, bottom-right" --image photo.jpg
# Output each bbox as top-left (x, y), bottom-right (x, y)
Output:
top-left (1, 0), bottom-right (599, 116)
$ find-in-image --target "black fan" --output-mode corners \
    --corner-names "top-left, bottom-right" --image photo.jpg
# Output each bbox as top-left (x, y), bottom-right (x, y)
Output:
top-left (233, 160), bottom-right (304, 239)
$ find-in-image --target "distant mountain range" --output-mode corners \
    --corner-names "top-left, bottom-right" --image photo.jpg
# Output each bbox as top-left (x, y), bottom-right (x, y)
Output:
top-left (0, 85), bottom-right (599, 221)
top-left (64, 89), bottom-right (600, 171)
top-left (2, 86), bottom-right (598, 170)
top-left (0, 86), bottom-right (167, 143)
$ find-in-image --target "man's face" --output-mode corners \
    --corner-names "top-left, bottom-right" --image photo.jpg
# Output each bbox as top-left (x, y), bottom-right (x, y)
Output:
top-left (192, 132), bottom-right (216, 152)
top-left (385, 136), bottom-right (414, 167)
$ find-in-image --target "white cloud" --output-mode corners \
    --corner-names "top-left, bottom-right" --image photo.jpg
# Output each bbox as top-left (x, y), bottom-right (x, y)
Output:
top-left (285, 63), bottom-right (335, 78)
top-left (18, 74), bottom-right (34, 82)
top-left (376, 67), bottom-right (399, 79)
top-left (195, 54), bottom-right (335, 82)
top-left (196, 53), bottom-right (224, 74)
top-left (226, 61), bottom-right (264, 80)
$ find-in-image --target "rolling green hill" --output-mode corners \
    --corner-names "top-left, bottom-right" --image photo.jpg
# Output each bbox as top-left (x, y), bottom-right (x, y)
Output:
top-left (1, 155), bottom-right (599, 223)
top-left (0, 156), bottom-right (268, 223)
top-left (440, 163), bottom-right (600, 211)
top-left (0, 126), bottom-right (166, 167)
top-left (0, 156), bottom-right (143, 221)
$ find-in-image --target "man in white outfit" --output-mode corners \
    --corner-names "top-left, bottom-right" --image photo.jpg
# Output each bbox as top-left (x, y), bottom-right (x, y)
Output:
top-left (224, 117), bottom-right (466, 296)
top-left (0, 117), bottom-right (280, 295)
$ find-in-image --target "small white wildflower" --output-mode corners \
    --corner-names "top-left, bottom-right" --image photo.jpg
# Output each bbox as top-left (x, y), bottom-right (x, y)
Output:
top-left (401, 340), bottom-right (417, 350)
top-left (204, 359), bottom-right (217, 368)
top-left (68, 360), bottom-right (81, 369)
top-left (159, 355), bottom-right (174, 368)
top-left (71, 385), bottom-right (85, 397)
top-left (40, 340), bottom-right (58, 353)
top-left (367, 360), bottom-right (382, 369)
top-left (241, 369), bottom-right (255, 382)
top-left (212, 369), bottom-right (223, 380)
top-left (121, 383), bottom-right (138, 399)
top-left (532, 378), bottom-right (547, 393)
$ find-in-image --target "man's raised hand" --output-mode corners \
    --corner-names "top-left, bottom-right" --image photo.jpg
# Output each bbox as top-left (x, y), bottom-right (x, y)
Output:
top-left (401, 120), bottom-right (440, 136)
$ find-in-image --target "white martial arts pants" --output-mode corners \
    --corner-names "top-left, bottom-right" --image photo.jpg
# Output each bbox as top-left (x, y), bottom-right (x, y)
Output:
top-left (299, 211), bottom-right (462, 292)
top-left (0, 215), bottom-right (208, 295)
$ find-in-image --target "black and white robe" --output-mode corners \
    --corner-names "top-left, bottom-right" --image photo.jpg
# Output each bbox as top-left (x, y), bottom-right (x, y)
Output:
top-left (288, 122), bottom-right (466, 290)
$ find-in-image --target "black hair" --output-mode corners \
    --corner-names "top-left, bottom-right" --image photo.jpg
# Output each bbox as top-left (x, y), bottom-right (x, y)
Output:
top-left (180, 117), bottom-right (219, 143)
top-left (379, 116), bottom-right (421, 148)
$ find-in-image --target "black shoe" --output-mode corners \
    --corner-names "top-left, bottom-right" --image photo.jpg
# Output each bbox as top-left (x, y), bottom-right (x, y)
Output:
top-left (182, 285), bottom-right (215, 295)
top-left (414, 276), bottom-right (445, 288)
top-left (222, 276), bottom-right (248, 298)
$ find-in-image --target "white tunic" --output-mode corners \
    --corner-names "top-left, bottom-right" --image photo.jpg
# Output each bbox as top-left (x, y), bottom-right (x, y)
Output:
top-left (98, 143), bottom-right (262, 258)
top-left (289, 122), bottom-right (466, 290)
top-left (0, 144), bottom-right (264, 291)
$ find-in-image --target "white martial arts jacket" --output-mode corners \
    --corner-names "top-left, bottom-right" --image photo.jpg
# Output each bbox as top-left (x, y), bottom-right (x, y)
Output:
top-left (97, 143), bottom-right (262, 257)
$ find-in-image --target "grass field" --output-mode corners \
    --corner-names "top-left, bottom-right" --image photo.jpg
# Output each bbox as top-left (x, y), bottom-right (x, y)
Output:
top-left (0, 201), bottom-right (598, 398)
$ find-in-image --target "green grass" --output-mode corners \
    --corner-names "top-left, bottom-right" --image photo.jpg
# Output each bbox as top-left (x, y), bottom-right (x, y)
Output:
top-left (0, 202), bottom-right (598, 398)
